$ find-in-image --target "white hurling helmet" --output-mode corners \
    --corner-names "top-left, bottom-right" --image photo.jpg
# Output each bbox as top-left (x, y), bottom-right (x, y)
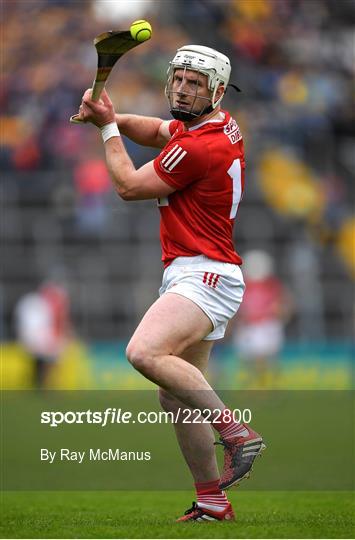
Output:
top-left (165, 45), bottom-right (236, 121)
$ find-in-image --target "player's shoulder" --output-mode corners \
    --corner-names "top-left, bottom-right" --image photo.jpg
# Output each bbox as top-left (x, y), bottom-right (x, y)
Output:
top-left (164, 122), bottom-right (205, 157)
top-left (168, 119), bottom-right (183, 137)
top-left (165, 110), bottom-right (243, 150)
top-left (186, 110), bottom-right (243, 143)
top-left (188, 113), bottom-right (243, 158)
top-left (157, 121), bottom-right (209, 177)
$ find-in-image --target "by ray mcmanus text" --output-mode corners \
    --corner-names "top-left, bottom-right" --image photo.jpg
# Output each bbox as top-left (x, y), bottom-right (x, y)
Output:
top-left (40, 448), bottom-right (152, 463)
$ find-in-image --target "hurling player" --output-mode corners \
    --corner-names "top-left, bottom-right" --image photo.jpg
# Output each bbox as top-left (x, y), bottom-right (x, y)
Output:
top-left (77, 44), bottom-right (265, 522)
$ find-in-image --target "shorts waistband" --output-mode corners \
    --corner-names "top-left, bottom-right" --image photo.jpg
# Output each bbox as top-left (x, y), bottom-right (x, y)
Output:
top-left (171, 255), bottom-right (216, 266)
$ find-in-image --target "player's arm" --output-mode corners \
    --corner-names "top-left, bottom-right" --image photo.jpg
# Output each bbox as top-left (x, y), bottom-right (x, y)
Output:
top-left (104, 137), bottom-right (175, 200)
top-left (79, 89), bottom-right (175, 200)
top-left (115, 114), bottom-right (172, 148)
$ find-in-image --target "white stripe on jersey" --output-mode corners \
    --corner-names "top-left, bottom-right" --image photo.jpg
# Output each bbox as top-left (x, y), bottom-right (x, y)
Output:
top-left (161, 144), bottom-right (178, 164)
top-left (167, 149), bottom-right (187, 171)
top-left (164, 146), bottom-right (184, 168)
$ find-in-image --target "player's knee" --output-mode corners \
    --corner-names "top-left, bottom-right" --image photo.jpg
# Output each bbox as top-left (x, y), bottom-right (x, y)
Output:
top-left (126, 341), bottom-right (153, 373)
top-left (158, 388), bottom-right (180, 413)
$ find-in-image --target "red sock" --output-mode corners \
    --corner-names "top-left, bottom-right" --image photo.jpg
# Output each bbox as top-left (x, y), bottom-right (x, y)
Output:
top-left (212, 408), bottom-right (249, 440)
top-left (195, 479), bottom-right (228, 510)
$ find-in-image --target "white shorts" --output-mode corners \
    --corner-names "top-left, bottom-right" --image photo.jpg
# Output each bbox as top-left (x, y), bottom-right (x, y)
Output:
top-left (159, 255), bottom-right (245, 340)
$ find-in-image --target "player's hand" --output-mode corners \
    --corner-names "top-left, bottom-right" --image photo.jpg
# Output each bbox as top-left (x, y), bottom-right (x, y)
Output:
top-left (79, 88), bottom-right (116, 128)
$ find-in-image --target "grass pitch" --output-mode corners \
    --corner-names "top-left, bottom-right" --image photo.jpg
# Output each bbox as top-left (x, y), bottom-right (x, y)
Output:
top-left (0, 490), bottom-right (353, 538)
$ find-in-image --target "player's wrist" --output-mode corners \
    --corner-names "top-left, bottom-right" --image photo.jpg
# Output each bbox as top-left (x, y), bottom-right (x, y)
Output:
top-left (100, 122), bottom-right (120, 143)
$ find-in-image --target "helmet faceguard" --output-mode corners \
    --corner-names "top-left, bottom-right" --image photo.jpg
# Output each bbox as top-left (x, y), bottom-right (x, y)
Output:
top-left (165, 45), bottom-right (232, 122)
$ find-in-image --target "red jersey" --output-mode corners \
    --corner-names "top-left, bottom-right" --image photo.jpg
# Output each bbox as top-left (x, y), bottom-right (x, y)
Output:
top-left (153, 110), bottom-right (245, 267)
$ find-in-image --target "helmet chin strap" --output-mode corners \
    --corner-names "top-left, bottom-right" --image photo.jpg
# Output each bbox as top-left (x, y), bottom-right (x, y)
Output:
top-left (170, 102), bottom-right (214, 122)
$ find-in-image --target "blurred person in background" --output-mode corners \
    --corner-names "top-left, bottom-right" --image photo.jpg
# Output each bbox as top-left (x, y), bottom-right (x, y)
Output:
top-left (232, 250), bottom-right (292, 388)
top-left (15, 281), bottom-right (71, 388)
top-left (76, 44), bottom-right (265, 522)
top-left (73, 157), bottom-right (112, 234)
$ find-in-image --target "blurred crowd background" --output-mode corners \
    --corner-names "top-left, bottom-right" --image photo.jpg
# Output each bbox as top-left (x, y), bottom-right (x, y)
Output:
top-left (1, 0), bottom-right (354, 390)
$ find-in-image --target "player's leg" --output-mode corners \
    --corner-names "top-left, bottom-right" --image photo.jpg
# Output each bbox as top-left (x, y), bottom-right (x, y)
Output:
top-left (158, 340), bottom-right (218, 482)
top-left (126, 292), bottom-right (225, 410)
top-left (158, 340), bottom-right (233, 522)
top-left (126, 291), bottom-right (265, 491)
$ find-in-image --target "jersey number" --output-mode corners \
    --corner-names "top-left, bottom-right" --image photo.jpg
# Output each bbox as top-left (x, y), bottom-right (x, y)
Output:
top-left (228, 158), bottom-right (242, 219)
